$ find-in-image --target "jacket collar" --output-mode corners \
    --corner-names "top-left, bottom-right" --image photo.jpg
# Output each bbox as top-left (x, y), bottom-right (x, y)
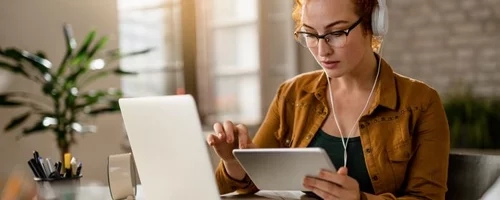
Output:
top-left (302, 53), bottom-right (398, 111)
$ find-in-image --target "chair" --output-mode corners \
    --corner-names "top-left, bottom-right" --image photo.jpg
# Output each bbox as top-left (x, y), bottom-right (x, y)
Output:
top-left (446, 151), bottom-right (500, 200)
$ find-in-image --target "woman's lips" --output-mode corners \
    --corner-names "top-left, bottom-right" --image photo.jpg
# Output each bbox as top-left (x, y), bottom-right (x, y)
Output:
top-left (321, 61), bottom-right (340, 69)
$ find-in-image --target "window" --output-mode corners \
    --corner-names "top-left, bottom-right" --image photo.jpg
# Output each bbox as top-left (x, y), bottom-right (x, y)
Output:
top-left (196, 0), bottom-right (298, 128)
top-left (117, 0), bottom-right (184, 97)
top-left (117, 0), bottom-right (299, 130)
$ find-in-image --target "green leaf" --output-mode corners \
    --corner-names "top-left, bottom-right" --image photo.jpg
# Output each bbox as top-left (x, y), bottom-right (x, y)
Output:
top-left (35, 51), bottom-right (48, 59)
top-left (4, 48), bottom-right (51, 71)
top-left (87, 100), bottom-right (120, 115)
top-left (106, 48), bottom-right (154, 60)
top-left (114, 67), bottom-right (138, 75)
top-left (63, 67), bottom-right (86, 91)
top-left (42, 82), bottom-right (56, 96)
top-left (72, 30), bottom-right (96, 66)
top-left (87, 36), bottom-right (108, 59)
top-left (0, 93), bottom-right (24, 107)
top-left (57, 24), bottom-right (78, 76)
top-left (4, 111), bottom-right (31, 131)
top-left (76, 89), bottom-right (123, 109)
top-left (80, 67), bottom-right (137, 88)
top-left (0, 48), bottom-right (53, 81)
top-left (63, 23), bottom-right (77, 54)
top-left (79, 70), bottom-right (111, 87)
top-left (0, 48), bottom-right (23, 61)
top-left (23, 118), bottom-right (50, 135)
top-left (64, 87), bottom-right (78, 108)
top-left (0, 61), bottom-right (30, 77)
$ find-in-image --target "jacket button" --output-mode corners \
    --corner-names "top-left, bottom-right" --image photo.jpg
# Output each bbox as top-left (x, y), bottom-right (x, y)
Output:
top-left (306, 135), bottom-right (312, 140)
top-left (366, 148), bottom-right (372, 153)
top-left (360, 124), bottom-right (366, 129)
top-left (285, 139), bottom-right (291, 146)
top-left (372, 175), bottom-right (379, 181)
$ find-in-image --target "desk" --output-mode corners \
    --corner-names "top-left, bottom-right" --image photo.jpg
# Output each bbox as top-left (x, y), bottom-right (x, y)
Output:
top-left (75, 185), bottom-right (315, 200)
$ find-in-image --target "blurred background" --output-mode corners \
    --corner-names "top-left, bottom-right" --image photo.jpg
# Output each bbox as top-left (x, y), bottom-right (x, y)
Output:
top-left (0, 0), bottom-right (499, 191)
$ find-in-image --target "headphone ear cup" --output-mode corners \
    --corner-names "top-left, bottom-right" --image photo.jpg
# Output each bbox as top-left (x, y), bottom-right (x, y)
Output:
top-left (372, 0), bottom-right (389, 37)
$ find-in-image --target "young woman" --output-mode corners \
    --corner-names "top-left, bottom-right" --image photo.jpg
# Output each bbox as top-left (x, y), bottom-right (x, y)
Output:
top-left (207, 0), bottom-right (450, 199)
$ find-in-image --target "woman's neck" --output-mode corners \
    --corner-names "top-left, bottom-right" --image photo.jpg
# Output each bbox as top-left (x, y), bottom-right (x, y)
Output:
top-left (329, 51), bottom-right (378, 93)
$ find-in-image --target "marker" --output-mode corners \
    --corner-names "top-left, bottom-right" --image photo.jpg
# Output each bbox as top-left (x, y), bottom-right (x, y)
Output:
top-left (64, 153), bottom-right (72, 178)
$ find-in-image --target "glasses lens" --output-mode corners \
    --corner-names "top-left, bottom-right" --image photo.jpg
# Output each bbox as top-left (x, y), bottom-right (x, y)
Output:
top-left (297, 33), bottom-right (317, 47)
top-left (326, 33), bottom-right (347, 48)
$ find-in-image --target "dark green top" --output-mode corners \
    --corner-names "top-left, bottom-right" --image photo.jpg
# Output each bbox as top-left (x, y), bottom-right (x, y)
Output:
top-left (307, 129), bottom-right (374, 194)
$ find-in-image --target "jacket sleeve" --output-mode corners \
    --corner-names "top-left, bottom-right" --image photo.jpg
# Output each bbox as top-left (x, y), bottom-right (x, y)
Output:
top-left (363, 88), bottom-right (450, 200)
top-left (215, 83), bottom-right (286, 195)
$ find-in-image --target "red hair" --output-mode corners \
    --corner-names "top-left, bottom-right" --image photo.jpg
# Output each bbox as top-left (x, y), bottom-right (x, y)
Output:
top-left (292, 0), bottom-right (381, 50)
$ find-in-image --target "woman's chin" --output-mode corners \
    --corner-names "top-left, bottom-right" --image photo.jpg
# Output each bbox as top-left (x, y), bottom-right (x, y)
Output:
top-left (322, 68), bottom-right (344, 78)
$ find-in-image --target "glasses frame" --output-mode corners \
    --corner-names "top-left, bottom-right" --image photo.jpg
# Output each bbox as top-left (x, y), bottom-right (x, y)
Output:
top-left (294, 17), bottom-right (364, 48)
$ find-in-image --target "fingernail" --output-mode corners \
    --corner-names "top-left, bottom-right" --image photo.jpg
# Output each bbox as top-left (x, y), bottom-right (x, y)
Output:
top-left (218, 133), bottom-right (222, 137)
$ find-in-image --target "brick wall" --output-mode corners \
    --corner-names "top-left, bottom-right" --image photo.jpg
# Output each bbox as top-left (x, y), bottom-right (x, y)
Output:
top-left (383, 0), bottom-right (500, 98)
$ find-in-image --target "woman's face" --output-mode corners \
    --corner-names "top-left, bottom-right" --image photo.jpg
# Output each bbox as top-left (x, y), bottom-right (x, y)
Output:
top-left (300, 0), bottom-right (372, 78)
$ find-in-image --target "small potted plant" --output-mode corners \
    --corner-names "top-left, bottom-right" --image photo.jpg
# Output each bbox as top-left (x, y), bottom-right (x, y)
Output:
top-left (0, 23), bottom-right (151, 161)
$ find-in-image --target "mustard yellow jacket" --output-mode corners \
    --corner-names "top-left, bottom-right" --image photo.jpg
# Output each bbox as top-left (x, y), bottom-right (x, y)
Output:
top-left (215, 56), bottom-right (450, 200)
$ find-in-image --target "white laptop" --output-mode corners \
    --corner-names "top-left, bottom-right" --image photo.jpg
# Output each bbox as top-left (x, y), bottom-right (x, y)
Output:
top-left (118, 95), bottom-right (220, 200)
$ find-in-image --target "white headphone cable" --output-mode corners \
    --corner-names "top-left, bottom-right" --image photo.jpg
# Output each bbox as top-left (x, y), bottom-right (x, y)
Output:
top-left (325, 37), bottom-right (384, 167)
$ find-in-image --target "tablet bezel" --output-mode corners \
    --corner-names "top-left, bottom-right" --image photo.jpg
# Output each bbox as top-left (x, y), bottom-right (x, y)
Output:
top-left (232, 147), bottom-right (336, 191)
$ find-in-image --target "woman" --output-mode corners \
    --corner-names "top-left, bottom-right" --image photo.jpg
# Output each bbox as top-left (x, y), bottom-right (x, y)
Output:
top-left (206, 0), bottom-right (450, 199)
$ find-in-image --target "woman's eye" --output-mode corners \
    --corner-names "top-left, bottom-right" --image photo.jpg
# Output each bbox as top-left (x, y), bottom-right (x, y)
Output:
top-left (304, 34), bottom-right (316, 38)
top-left (329, 32), bottom-right (344, 37)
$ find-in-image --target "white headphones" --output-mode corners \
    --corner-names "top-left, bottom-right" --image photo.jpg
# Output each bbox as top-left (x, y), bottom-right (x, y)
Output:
top-left (371, 0), bottom-right (389, 37)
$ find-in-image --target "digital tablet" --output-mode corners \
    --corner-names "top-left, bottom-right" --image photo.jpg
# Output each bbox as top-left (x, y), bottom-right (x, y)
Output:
top-left (232, 148), bottom-right (336, 191)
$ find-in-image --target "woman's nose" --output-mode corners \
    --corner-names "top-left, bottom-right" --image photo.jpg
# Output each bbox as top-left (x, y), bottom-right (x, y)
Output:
top-left (317, 39), bottom-right (333, 57)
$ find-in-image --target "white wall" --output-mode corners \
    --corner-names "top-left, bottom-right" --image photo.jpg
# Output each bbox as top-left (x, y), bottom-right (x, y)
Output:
top-left (0, 0), bottom-right (126, 189)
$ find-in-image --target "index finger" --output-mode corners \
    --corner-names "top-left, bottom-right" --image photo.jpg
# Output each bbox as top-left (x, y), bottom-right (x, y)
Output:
top-left (235, 124), bottom-right (249, 148)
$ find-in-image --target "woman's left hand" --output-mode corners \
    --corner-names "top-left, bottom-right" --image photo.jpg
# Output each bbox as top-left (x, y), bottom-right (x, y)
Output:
top-left (303, 167), bottom-right (361, 200)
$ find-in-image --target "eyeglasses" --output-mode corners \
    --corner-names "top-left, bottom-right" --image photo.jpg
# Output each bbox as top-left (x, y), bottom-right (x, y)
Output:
top-left (294, 17), bottom-right (363, 48)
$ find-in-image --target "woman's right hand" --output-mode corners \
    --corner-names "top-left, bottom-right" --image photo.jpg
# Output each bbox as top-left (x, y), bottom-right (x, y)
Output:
top-left (206, 120), bottom-right (257, 161)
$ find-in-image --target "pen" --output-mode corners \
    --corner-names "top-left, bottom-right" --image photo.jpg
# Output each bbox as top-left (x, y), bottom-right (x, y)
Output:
top-left (33, 151), bottom-right (44, 177)
top-left (56, 161), bottom-right (62, 175)
top-left (52, 162), bottom-right (61, 178)
top-left (30, 158), bottom-right (46, 179)
top-left (75, 162), bottom-right (82, 176)
top-left (27, 160), bottom-right (40, 178)
top-left (46, 158), bottom-right (54, 174)
top-left (41, 158), bottom-right (51, 178)
top-left (33, 151), bottom-right (39, 161)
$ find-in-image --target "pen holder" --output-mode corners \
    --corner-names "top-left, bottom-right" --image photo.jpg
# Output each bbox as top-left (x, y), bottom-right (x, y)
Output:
top-left (34, 175), bottom-right (82, 200)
